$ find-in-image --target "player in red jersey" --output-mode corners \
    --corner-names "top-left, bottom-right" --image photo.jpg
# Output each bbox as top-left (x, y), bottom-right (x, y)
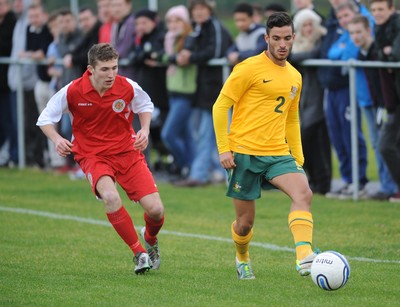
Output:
top-left (37, 43), bottom-right (164, 275)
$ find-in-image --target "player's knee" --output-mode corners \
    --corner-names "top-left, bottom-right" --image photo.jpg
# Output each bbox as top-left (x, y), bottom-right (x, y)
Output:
top-left (235, 220), bottom-right (253, 236)
top-left (102, 190), bottom-right (121, 209)
top-left (304, 187), bottom-right (313, 203)
top-left (294, 187), bottom-right (313, 208)
top-left (146, 199), bottom-right (165, 220)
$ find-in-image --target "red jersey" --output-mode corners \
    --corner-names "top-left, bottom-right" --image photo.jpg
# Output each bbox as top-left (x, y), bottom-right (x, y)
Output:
top-left (37, 70), bottom-right (154, 157)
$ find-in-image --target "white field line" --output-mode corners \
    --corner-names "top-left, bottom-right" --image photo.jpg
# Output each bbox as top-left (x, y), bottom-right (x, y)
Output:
top-left (1, 205), bottom-right (399, 264)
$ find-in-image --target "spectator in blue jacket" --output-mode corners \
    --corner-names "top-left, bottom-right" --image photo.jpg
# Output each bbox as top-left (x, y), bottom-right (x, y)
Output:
top-left (348, 14), bottom-right (398, 200)
top-left (324, 1), bottom-right (371, 199)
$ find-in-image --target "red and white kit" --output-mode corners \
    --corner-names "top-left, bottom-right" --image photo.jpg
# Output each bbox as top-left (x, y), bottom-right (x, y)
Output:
top-left (37, 71), bottom-right (158, 201)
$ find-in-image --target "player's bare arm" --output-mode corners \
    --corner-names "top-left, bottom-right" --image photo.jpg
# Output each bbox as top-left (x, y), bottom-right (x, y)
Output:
top-left (40, 124), bottom-right (73, 157)
top-left (134, 112), bottom-right (152, 151)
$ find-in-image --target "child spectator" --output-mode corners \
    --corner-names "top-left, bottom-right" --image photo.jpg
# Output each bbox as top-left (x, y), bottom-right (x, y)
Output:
top-left (226, 3), bottom-right (267, 65)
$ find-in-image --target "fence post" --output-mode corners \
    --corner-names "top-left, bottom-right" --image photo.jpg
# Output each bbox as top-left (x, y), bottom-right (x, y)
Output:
top-left (348, 61), bottom-right (359, 200)
top-left (15, 63), bottom-right (26, 169)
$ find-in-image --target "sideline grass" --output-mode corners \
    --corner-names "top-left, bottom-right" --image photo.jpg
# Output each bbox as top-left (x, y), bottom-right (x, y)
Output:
top-left (1, 169), bottom-right (399, 306)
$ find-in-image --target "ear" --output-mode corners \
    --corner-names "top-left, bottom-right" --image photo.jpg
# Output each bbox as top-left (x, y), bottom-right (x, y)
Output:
top-left (87, 65), bottom-right (94, 74)
top-left (264, 33), bottom-right (269, 43)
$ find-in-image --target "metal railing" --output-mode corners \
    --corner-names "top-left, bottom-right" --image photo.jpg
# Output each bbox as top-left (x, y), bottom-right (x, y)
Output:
top-left (1, 56), bottom-right (399, 200)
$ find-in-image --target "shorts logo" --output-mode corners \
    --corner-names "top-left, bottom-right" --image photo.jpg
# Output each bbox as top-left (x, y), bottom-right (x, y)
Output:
top-left (233, 182), bottom-right (242, 193)
top-left (87, 172), bottom-right (93, 186)
top-left (112, 99), bottom-right (126, 113)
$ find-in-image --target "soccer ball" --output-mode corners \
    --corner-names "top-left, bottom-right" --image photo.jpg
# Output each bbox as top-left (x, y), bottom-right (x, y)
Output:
top-left (311, 251), bottom-right (350, 291)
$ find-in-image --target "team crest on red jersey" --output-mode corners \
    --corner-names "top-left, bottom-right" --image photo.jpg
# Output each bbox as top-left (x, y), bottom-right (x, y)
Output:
top-left (112, 99), bottom-right (126, 113)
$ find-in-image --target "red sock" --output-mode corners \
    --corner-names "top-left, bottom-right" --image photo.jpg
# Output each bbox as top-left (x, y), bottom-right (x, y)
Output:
top-left (107, 206), bottom-right (145, 255)
top-left (144, 213), bottom-right (164, 245)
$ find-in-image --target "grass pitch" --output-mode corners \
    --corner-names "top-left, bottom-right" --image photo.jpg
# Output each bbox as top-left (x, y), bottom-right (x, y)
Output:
top-left (1, 168), bottom-right (399, 306)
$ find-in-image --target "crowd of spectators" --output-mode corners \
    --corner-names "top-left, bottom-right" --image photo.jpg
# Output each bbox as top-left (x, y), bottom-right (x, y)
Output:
top-left (0, 0), bottom-right (399, 201)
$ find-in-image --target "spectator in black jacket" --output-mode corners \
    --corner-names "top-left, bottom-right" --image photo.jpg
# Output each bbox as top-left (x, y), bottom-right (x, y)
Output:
top-left (18, 3), bottom-right (52, 167)
top-left (0, 0), bottom-right (16, 166)
top-left (370, 0), bottom-right (400, 202)
top-left (58, 8), bottom-right (83, 87)
top-left (63, 7), bottom-right (101, 75)
top-left (131, 9), bottom-right (167, 118)
top-left (21, 4), bottom-right (53, 114)
top-left (130, 9), bottom-right (168, 169)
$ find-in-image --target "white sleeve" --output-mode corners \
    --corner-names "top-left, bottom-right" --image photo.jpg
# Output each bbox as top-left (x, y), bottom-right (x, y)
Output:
top-left (36, 83), bottom-right (70, 126)
top-left (126, 78), bottom-right (154, 114)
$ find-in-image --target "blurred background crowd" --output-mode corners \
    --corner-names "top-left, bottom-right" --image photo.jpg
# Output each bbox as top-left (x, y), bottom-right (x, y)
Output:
top-left (0, 0), bottom-right (399, 202)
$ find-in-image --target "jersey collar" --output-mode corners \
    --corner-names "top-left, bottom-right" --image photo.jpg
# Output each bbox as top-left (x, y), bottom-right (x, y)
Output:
top-left (82, 70), bottom-right (120, 96)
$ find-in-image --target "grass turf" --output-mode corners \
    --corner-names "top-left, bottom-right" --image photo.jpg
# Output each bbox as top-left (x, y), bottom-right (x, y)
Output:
top-left (1, 168), bottom-right (399, 306)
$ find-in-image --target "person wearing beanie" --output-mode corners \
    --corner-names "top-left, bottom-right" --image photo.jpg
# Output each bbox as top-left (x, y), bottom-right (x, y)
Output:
top-left (289, 8), bottom-right (331, 195)
top-left (154, 5), bottom-right (197, 179)
top-left (165, 4), bottom-right (190, 24)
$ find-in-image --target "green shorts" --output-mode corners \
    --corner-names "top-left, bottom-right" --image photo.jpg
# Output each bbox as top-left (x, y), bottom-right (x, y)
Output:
top-left (226, 153), bottom-right (305, 200)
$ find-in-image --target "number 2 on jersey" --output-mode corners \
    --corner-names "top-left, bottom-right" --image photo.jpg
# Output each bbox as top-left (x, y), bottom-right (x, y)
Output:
top-left (274, 96), bottom-right (285, 114)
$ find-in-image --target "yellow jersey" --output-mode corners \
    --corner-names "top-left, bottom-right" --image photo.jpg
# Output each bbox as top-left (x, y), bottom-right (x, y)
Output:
top-left (213, 51), bottom-right (304, 165)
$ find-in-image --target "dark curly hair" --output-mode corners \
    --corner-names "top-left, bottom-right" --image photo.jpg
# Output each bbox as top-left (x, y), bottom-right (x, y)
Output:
top-left (266, 12), bottom-right (294, 35)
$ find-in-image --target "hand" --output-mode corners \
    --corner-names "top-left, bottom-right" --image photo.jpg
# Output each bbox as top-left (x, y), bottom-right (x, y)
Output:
top-left (54, 137), bottom-right (73, 157)
top-left (63, 54), bottom-right (73, 68)
top-left (144, 59), bottom-right (158, 67)
top-left (47, 56), bottom-right (56, 65)
top-left (48, 66), bottom-right (62, 77)
top-left (219, 151), bottom-right (236, 169)
top-left (18, 51), bottom-right (31, 58)
top-left (228, 52), bottom-right (239, 64)
top-left (383, 46), bottom-right (392, 56)
top-left (133, 129), bottom-right (149, 151)
top-left (176, 49), bottom-right (191, 66)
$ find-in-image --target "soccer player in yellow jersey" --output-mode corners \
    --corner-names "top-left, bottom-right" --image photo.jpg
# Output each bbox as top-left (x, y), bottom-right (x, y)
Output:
top-left (213, 12), bottom-right (319, 280)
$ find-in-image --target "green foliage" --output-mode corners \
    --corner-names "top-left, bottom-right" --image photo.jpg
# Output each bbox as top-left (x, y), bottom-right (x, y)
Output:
top-left (1, 169), bottom-right (399, 306)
